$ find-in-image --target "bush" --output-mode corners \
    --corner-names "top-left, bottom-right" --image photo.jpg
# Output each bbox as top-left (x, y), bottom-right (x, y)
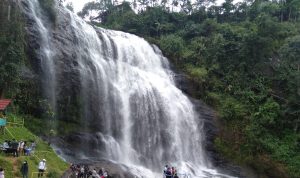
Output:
top-left (219, 96), bottom-right (247, 121)
top-left (159, 34), bottom-right (185, 58)
top-left (47, 170), bottom-right (60, 178)
top-left (0, 158), bottom-right (14, 178)
top-left (185, 64), bottom-right (208, 82)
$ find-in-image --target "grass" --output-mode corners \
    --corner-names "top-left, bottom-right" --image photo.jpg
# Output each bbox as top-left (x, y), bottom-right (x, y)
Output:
top-left (0, 157), bottom-right (13, 178)
top-left (0, 126), bottom-right (68, 177)
top-left (21, 114), bottom-right (80, 136)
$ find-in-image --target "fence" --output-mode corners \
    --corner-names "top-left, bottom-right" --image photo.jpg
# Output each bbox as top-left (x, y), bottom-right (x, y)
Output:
top-left (31, 171), bottom-right (48, 178)
top-left (6, 116), bottom-right (24, 127)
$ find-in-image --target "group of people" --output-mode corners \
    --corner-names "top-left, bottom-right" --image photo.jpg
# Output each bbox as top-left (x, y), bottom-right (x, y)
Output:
top-left (70, 164), bottom-right (109, 178)
top-left (0, 139), bottom-right (36, 157)
top-left (0, 158), bottom-right (46, 178)
top-left (163, 165), bottom-right (179, 178)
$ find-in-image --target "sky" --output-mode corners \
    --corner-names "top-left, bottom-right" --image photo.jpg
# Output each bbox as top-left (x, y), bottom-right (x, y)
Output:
top-left (64, 0), bottom-right (239, 13)
top-left (64, 0), bottom-right (94, 13)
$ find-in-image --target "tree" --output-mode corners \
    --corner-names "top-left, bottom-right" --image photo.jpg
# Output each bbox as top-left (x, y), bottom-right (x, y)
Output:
top-left (221, 0), bottom-right (235, 21)
top-left (159, 34), bottom-right (185, 59)
top-left (78, 0), bottom-right (114, 19)
top-left (180, 0), bottom-right (193, 14)
top-left (138, 0), bottom-right (150, 11)
top-left (194, 0), bottom-right (216, 10)
top-left (278, 36), bottom-right (300, 132)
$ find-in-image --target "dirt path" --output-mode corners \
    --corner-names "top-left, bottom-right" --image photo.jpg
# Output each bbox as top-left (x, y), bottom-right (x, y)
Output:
top-left (6, 157), bottom-right (21, 178)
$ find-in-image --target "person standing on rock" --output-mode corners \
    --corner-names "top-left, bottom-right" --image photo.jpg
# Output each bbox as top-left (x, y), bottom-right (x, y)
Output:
top-left (20, 161), bottom-right (29, 178)
top-left (38, 159), bottom-right (47, 177)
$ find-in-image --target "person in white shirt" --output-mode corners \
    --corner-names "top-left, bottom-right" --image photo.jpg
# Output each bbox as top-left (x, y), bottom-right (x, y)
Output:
top-left (92, 169), bottom-right (100, 178)
top-left (19, 141), bottom-right (25, 156)
top-left (38, 159), bottom-right (47, 177)
top-left (3, 141), bottom-right (9, 149)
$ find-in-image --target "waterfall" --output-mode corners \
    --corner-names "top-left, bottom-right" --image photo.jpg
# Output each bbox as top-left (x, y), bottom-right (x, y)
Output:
top-left (26, 0), bottom-right (57, 114)
top-left (20, 0), bottom-right (235, 177)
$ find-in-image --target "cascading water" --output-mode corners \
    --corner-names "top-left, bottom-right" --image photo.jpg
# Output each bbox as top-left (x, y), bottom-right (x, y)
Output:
top-left (26, 0), bottom-right (57, 113)
top-left (20, 0), bottom-right (236, 177)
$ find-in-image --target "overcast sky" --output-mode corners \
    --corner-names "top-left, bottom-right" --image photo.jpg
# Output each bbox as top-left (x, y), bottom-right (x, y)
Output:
top-left (64, 0), bottom-right (239, 13)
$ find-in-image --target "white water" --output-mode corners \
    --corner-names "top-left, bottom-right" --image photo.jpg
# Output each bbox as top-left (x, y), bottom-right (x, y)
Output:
top-left (23, 1), bottom-right (236, 177)
top-left (27, 0), bottom-right (57, 113)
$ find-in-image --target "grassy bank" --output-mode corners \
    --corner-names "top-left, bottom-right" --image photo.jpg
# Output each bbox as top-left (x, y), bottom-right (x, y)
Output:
top-left (0, 123), bottom-right (68, 178)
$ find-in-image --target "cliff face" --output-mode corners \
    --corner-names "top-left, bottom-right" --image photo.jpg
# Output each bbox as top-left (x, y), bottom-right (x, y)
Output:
top-left (0, 0), bottom-right (14, 98)
top-left (20, 0), bottom-right (83, 124)
top-left (0, 0), bottom-right (33, 101)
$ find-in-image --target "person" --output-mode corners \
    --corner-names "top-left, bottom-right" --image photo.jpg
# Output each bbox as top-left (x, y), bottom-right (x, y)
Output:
top-left (78, 166), bottom-right (84, 178)
top-left (7, 141), bottom-right (11, 148)
top-left (38, 159), bottom-right (47, 177)
top-left (69, 163), bottom-right (75, 171)
top-left (103, 170), bottom-right (108, 178)
top-left (163, 165), bottom-right (168, 178)
top-left (11, 139), bottom-right (19, 157)
top-left (92, 168), bottom-right (100, 178)
top-left (174, 173), bottom-right (179, 178)
top-left (171, 167), bottom-right (176, 176)
top-left (21, 161), bottom-right (29, 178)
top-left (98, 168), bottom-right (103, 176)
top-left (166, 167), bottom-right (172, 178)
top-left (3, 141), bottom-right (9, 149)
top-left (31, 141), bottom-right (36, 150)
top-left (22, 141), bottom-right (27, 155)
top-left (0, 168), bottom-right (4, 178)
top-left (84, 165), bottom-right (90, 178)
top-left (19, 141), bottom-right (25, 156)
top-left (69, 163), bottom-right (76, 177)
top-left (24, 145), bottom-right (31, 156)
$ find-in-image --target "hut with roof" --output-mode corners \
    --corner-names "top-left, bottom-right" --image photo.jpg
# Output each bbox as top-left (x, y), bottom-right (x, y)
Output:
top-left (0, 99), bottom-right (11, 134)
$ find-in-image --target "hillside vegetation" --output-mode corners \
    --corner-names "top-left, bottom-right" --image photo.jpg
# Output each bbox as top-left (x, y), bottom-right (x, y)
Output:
top-left (78, 0), bottom-right (300, 177)
top-left (0, 115), bottom-right (68, 177)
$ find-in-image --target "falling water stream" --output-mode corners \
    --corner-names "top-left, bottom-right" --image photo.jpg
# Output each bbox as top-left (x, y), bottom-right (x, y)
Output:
top-left (21, 0), bottom-right (236, 177)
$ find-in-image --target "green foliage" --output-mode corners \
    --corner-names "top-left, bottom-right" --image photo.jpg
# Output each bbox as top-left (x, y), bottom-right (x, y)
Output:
top-left (0, 158), bottom-right (14, 178)
top-left (253, 98), bottom-right (280, 126)
top-left (185, 65), bottom-right (208, 82)
top-left (219, 96), bottom-right (248, 121)
top-left (47, 170), bottom-right (60, 178)
top-left (159, 34), bottom-right (185, 58)
top-left (0, 2), bottom-right (26, 98)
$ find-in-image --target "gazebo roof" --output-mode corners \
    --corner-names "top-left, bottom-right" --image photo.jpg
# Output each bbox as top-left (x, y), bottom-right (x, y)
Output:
top-left (0, 99), bottom-right (12, 111)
